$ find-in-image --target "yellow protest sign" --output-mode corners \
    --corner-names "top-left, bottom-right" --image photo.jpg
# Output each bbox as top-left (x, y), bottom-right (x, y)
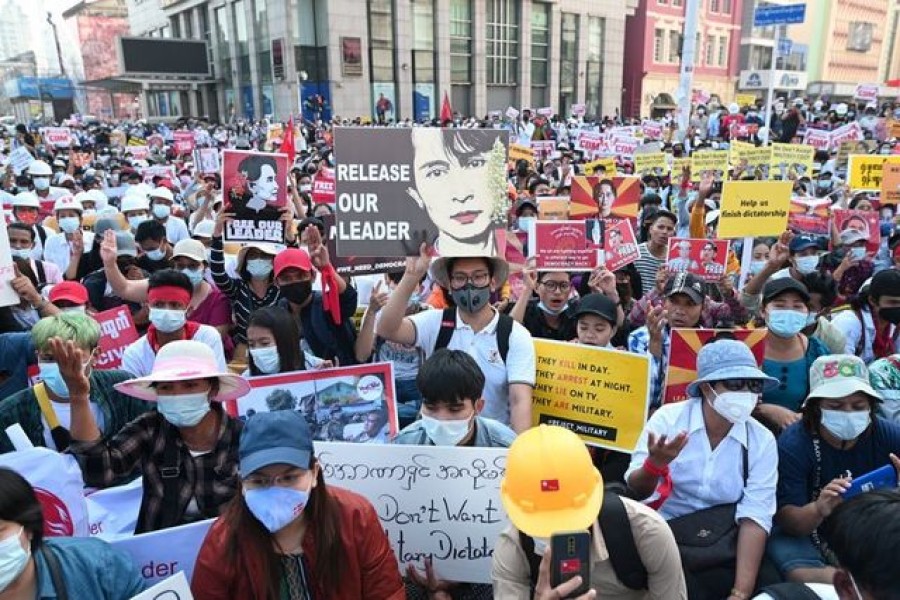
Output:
top-left (882, 163), bottom-right (900, 205)
top-left (770, 143), bottom-right (814, 180)
top-left (889, 120), bottom-right (900, 140)
top-left (729, 142), bottom-right (772, 178)
top-left (718, 180), bottom-right (792, 238)
top-left (584, 157), bottom-right (617, 176)
top-left (634, 152), bottom-right (670, 177)
top-left (690, 150), bottom-right (729, 182)
top-left (670, 157), bottom-right (691, 185)
top-left (508, 143), bottom-right (535, 167)
top-left (848, 155), bottom-right (900, 191)
top-left (532, 340), bottom-right (649, 452)
top-left (735, 93), bottom-right (757, 108)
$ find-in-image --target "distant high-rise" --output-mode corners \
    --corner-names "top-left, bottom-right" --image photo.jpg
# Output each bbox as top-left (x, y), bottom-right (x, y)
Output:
top-left (0, 0), bottom-right (29, 63)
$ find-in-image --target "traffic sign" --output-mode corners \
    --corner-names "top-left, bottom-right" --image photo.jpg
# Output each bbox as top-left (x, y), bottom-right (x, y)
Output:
top-left (778, 38), bottom-right (793, 57)
top-left (754, 4), bottom-right (806, 27)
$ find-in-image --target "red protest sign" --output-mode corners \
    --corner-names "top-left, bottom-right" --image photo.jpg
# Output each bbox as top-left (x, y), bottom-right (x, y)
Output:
top-left (666, 238), bottom-right (730, 283)
top-left (603, 218), bottom-right (640, 272)
top-left (529, 220), bottom-right (598, 271)
top-left (312, 168), bottom-right (336, 206)
top-left (92, 306), bottom-right (139, 370)
top-left (173, 131), bottom-right (195, 155)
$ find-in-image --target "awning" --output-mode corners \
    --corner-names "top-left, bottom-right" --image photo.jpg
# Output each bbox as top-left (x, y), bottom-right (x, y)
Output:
top-left (81, 75), bottom-right (219, 94)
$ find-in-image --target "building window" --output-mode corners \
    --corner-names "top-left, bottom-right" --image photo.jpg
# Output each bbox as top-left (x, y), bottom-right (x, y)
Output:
top-left (717, 35), bottom-right (727, 67)
top-left (722, 0), bottom-right (731, 15)
top-left (486, 0), bottom-right (519, 85)
top-left (654, 28), bottom-right (664, 63)
top-left (668, 30), bottom-right (680, 63)
top-left (368, 0), bottom-right (396, 82)
top-left (658, 0), bottom-right (668, 4)
top-left (450, 0), bottom-right (472, 84)
top-left (585, 16), bottom-right (604, 118)
top-left (709, 0), bottom-right (720, 13)
top-left (200, 7), bottom-right (212, 75)
top-left (170, 17), bottom-right (181, 38)
top-left (412, 0), bottom-right (436, 120)
top-left (183, 12), bottom-right (193, 38)
top-left (253, 0), bottom-right (272, 89)
top-left (559, 12), bottom-right (578, 116)
top-left (705, 34), bottom-right (714, 65)
top-left (673, 0), bottom-right (683, 6)
top-left (214, 5), bottom-right (231, 85)
top-left (531, 1), bottom-right (550, 100)
top-left (293, 0), bottom-right (328, 82)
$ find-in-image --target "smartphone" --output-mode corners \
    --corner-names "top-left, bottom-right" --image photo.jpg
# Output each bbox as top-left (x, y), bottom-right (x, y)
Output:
top-left (843, 465), bottom-right (897, 499)
top-left (550, 531), bottom-right (590, 598)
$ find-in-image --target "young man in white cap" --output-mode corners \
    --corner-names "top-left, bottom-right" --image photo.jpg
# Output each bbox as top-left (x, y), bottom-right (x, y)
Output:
top-left (42, 195), bottom-right (94, 279)
top-left (149, 186), bottom-right (189, 244)
top-left (121, 192), bottom-right (152, 232)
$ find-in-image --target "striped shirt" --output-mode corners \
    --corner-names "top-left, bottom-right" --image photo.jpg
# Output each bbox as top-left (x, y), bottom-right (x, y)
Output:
top-left (209, 236), bottom-right (280, 344)
top-left (634, 242), bottom-right (665, 292)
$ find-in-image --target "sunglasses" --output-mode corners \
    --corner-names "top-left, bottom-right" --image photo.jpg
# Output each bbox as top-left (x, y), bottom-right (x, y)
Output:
top-left (713, 379), bottom-right (765, 394)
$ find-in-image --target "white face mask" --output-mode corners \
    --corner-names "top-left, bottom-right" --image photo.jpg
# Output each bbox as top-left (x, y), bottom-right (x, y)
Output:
top-left (249, 345), bottom-right (280, 374)
top-left (0, 526), bottom-right (29, 593)
top-left (152, 203), bottom-right (171, 219)
top-left (10, 248), bottom-right (32, 260)
top-left (128, 214), bottom-right (149, 229)
top-left (707, 388), bottom-right (758, 425)
top-left (821, 409), bottom-right (870, 441)
top-left (420, 413), bottom-right (473, 446)
top-left (149, 307), bottom-right (186, 333)
top-left (156, 392), bottom-right (211, 428)
top-left (795, 255), bottom-right (820, 274)
top-left (58, 216), bottom-right (80, 234)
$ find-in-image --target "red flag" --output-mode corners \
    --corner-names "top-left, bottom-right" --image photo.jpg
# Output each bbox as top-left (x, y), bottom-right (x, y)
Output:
top-left (282, 116), bottom-right (296, 166)
top-left (440, 91), bottom-right (453, 123)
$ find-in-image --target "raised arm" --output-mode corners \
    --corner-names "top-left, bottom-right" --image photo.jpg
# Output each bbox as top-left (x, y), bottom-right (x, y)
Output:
top-left (99, 229), bottom-right (149, 303)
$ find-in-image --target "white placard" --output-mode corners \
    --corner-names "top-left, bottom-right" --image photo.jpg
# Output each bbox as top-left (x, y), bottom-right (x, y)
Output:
top-left (130, 572), bottom-right (193, 600)
top-left (7, 146), bottom-right (33, 175)
top-left (317, 442), bottom-right (508, 584)
top-left (0, 217), bottom-right (22, 307)
top-left (505, 106), bottom-right (520, 120)
top-left (111, 519), bottom-right (214, 586)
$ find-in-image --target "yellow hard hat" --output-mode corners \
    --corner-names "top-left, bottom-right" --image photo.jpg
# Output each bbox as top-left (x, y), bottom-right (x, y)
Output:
top-left (500, 425), bottom-right (603, 538)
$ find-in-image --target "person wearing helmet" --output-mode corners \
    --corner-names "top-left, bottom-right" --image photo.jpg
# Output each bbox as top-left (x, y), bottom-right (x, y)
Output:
top-left (10, 192), bottom-right (53, 260)
top-left (149, 186), bottom-right (189, 244)
top-left (26, 160), bottom-right (68, 201)
top-left (74, 191), bottom-right (97, 217)
top-left (42, 195), bottom-right (94, 280)
top-left (494, 424), bottom-right (686, 598)
top-left (121, 193), bottom-right (152, 232)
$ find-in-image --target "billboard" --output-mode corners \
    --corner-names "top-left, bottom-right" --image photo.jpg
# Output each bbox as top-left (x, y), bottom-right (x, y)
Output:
top-left (118, 37), bottom-right (209, 76)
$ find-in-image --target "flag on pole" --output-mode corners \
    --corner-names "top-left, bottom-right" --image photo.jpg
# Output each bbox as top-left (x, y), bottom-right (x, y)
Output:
top-left (440, 92), bottom-right (453, 123)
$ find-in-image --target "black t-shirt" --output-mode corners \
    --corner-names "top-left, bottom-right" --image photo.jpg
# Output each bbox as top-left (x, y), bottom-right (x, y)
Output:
top-left (520, 298), bottom-right (576, 342)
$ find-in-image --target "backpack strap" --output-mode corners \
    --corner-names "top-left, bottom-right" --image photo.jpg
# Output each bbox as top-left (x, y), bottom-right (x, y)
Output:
top-left (519, 531), bottom-right (543, 592)
top-left (35, 224), bottom-right (47, 251)
top-left (433, 308), bottom-right (456, 353)
top-left (496, 313), bottom-right (513, 364)
top-left (760, 582), bottom-right (822, 600)
top-left (39, 545), bottom-right (69, 600)
top-left (33, 382), bottom-right (71, 451)
top-left (34, 260), bottom-right (46, 289)
top-left (598, 492), bottom-right (648, 590)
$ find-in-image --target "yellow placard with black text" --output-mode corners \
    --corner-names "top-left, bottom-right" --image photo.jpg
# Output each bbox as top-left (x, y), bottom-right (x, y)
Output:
top-left (532, 340), bottom-right (649, 452)
top-left (717, 180), bottom-right (792, 238)
top-left (848, 155), bottom-right (900, 191)
top-left (508, 143), bottom-right (535, 167)
top-left (584, 157), bottom-right (617, 177)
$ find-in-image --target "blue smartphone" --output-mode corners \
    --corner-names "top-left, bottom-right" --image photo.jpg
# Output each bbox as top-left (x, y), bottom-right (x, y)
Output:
top-left (843, 465), bottom-right (898, 499)
top-left (550, 531), bottom-right (591, 598)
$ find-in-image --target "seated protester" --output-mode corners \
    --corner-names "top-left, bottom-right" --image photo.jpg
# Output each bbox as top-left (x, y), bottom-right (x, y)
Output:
top-left (628, 272), bottom-right (707, 410)
top-left (768, 355), bottom-right (900, 585)
top-left (742, 233), bottom-right (824, 314)
top-left (626, 340), bottom-right (781, 600)
top-left (134, 219), bottom-right (173, 274)
top-left (397, 349), bottom-right (514, 600)
top-left (0, 331), bottom-right (36, 401)
top-left (756, 279), bottom-right (830, 433)
top-left (634, 209), bottom-right (677, 290)
top-left (572, 293), bottom-right (619, 348)
top-left (149, 186), bottom-right (189, 244)
top-left (121, 269), bottom-right (227, 377)
top-left (494, 425), bottom-right (687, 599)
top-left (48, 281), bottom-right (90, 314)
top-left (273, 237), bottom-right (359, 367)
top-left (869, 355), bottom-right (900, 424)
top-left (820, 489), bottom-right (900, 599)
top-left (7, 222), bottom-right (62, 288)
top-left (823, 228), bottom-right (874, 303)
top-left (191, 410), bottom-right (405, 600)
top-left (42, 195), bottom-right (95, 281)
top-left (10, 192), bottom-right (54, 260)
top-left (0, 468), bottom-right (147, 598)
top-left (8, 258), bottom-right (60, 329)
top-left (68, 340), bottom-right (248, 533)
top-left (0, 313), bottom-right (150, 453)
top-left (245, 306), bottom-right (326, 377)
top-left (353, 278), bottom-right (389, 364)
top-left (832, 269), bottom-right (900, 364)
top-left (509, 267), bottom-right (577, 341)
top-left (802, 272), bottom-right (845, 355)
top-left (377, 245), bottom-right (535, 433)
top-left (120, 192), bottom-right (151, 232)
top-left (82, 231), bottom-right (146, 314)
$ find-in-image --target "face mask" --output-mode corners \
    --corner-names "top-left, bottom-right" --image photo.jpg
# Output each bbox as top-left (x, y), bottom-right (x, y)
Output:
top-left (181, 267), bottom-right (205, 287)
top-left (767, 309), bottom-right (808, 338)
top-left (0, 527), bottom-right (29, 593)
top-left (243, 484), bottom-right (310, 533)
top-left (152, 203), bottom-right (171, 219)
top-left (538, 301), bottom-right (565, 316)
top-left (806, 312), bottom-right (818, 327)
top-left (279, 280), bottom-right (313, 305)
top-left (420, 413), bottom-right (472, 446)
top-left (10, 248), bottom-right (32, 260)
top-left (82, 208), bottom-right (96, 217)
top-left (450, 283), bottom-right (491, 314)
top-left (707, 388), bottom-right (758, 425)
top-left (156, 392), bottom-right (210, 427)
top-left (249, 345), bottom-right (280, 374)
top-left (246, 258), bottom-right (273, 279)
top-left (299, 184), bottom-right (312, 193)
top-left (33, 178), bottom-right (50, 191)
top-left (794, 255), bottom-right (820, 275)
top-left (145, 247), bottom-right (166, 262)
top-left (58, 217), bottom-right (80, 234)
top-left (820, 409), bottom-right (870, 441)
top-left (149, 307), bottom-right (186, 333)
top-left (878, 307), bottom-right (900, 325)
top-left (749, 259), bottom-right (767, 275)
top-left (849, 247), bottom-right (867, 261)
top-left (517, 216), bottom-right (535, 231)
top-left (128, 214), bottom-right (149, 229)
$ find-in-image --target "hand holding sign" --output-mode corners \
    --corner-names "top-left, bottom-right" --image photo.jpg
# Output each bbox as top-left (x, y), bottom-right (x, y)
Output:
top-left (587, 266), bottom-right (616, 298)
top-left (213, 211), bottom-right (235, 238)
top-left (405, 242), bottom-right (431, 279)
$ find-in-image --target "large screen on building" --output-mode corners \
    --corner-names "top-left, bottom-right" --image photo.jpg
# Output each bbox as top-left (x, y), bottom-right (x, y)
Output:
top-left (119, 37), bottom-right (209, 76)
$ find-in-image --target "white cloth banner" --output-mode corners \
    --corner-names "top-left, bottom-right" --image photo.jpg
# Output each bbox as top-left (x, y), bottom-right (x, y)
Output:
top-left (111, 518), bottom-right (215, 587)
top-left (130, 572), bottom-right (194, 600)
top-left (85, 476), bottom-right (143, 538)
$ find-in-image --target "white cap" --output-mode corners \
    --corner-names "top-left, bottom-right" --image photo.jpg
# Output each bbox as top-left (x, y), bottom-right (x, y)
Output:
top-left (86, 188), bottom-right (109, 209)
top-left (728, 103), bottom-right (739, 115)
top-left (814, 100), bottom-right (824, 110)
top-left (11, 192), bottom-right (40, 209)
top-left (53, 194), bottom-right (83, 213)
top-left (132, 183), bottom-right (153, 197)
top-left (150, 186), bottom-right (174, 202)
top-left (74, 191), bottom-right (93, 206)
top-left (120, 193), bottom-right (150, 213)
top-left (28, 160), bottom-right (52, 176)
top-left (836, 103), bottom-right (848, 116)
top-left (192, 219), bottom-right (215, 239)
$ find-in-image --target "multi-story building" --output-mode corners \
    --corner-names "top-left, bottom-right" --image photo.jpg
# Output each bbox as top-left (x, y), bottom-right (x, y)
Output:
top-left (622, 0), bottom-right (744, 118)
top-left (879, 0), bottom-right (900, 87)
top-left (736, 0), bottom-right (808, 102)
top-left (0, 0), bottom-right (29, 63)
top-left (124, 0), bottom-right (638, 122)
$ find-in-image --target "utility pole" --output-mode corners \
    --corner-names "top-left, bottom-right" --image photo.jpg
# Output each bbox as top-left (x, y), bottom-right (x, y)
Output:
top-left (46, 12), bottom-right (66, 78)
top-left (676, 0), bottom-right (701, 133)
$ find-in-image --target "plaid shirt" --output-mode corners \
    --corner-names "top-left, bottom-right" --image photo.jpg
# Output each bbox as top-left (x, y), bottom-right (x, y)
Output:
top-left (69, 404), bottom-right (242, 533)
top-left (628, 289), bottom-right (748, 329)
top-left (627, 326), bottom-right (671, 410)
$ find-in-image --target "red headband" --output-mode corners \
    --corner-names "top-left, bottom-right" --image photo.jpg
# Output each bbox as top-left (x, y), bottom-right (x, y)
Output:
top-left (148, 285), bottom-right (191, 307)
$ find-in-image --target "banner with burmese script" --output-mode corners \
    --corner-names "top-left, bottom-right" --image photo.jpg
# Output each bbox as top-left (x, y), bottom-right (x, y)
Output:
top-left (663, 328), bottom-right (767, 404)
top-left (332, 127), bottom-right (509, 258)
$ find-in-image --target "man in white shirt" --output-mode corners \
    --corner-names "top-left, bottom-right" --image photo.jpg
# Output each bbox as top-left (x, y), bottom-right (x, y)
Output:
top-left (7, 223), bottom-right (62, 288)
top-left (149, 186), bottom-right (189, 244)
top-left (121, 269), bottom-right (226, 377)
top-left (10, 192), bottom-right (54, 260)
top-left (377, 246), bottom-right (535, 432)
top-left (42, 195), bottom-right (95, 277)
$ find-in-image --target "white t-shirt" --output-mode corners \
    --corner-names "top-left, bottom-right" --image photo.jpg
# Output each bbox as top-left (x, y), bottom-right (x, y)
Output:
top-left (42, 230), bottom-right (95, 274)
top-left (408, 308), bottom-right (536, 425)
top-left (162, 217), bottom-right (190, 245)
top-left (41, 400), bottom-right (105, 450)
top-left (121, 324), bottom-right (227, 377)
top-left (752, 583), bottom-right (838, 600)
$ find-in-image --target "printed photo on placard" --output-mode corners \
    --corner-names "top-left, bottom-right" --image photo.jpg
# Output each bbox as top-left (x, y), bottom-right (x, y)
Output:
top-left (569, 176), bottom-right (641, 220)
top-left (603, 219), bottom-right (641, 272)
top-left (788, 197), bottom-right (831, 235)
top-left (666, 238), bottom-right (730, 282)
top-left (333, 127), bottom-right (509, 258)
top-left (528, 220), bottom-right (598, 271)
top-left (222, 149), bottom-right (288, 243)
top-left (833, 209), bottom-right (881, 255)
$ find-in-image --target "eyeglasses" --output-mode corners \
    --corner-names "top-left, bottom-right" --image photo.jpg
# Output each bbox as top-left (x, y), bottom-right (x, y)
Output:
top-left (449, 272), bottom-right (491, 289)
top-left (715, 379), bottom-right (765, 394)
top-left (242, 471), bottom-right (305, 490)
top-left (540, 281), bottom-right (571, 293)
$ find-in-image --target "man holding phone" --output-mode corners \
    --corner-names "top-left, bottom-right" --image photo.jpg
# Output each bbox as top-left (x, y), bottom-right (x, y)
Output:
top-left (493, 425), bottom-right (686, 599)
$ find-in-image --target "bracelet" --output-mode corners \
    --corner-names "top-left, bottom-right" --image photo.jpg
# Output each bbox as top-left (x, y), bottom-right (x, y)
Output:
top-left (730, 588), bottom-right (749, 600)
top-left (642, 457), bottom-right (669, 477)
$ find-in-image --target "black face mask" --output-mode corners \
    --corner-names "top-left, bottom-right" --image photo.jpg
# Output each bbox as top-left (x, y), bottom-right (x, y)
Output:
top-left (879, 307), bottom-right (900, 325)
top-left (280, 281), bottom-right (313, 305)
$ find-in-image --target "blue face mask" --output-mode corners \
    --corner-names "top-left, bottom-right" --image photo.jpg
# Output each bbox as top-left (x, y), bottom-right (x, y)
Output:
top-left (538, 301), bottom-right (566, 316)
top-left (767, 309), bottom-right (809, 338)
top-left (246, 259), bottom-right (273, 279)
top-left (243, 485), bottom-right (310, 533)
top-left (38, 361), bottom-right (85, 398)
top-left (181, 267), bottom-right (205, 287)
top-left (146, 247), bottom-right (166, 262)
top-left (156, 392), bottom-right (210, 428)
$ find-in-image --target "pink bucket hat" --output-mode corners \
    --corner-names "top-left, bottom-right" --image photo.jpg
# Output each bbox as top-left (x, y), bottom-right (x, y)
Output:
top-left (114, 340), bottom-right (250, 402)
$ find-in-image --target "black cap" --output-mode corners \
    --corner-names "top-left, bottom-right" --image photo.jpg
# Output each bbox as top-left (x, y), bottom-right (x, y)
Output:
top-left (762, 277), bottom-right (811, 304)
top-left (664, 272), bottom-right (706, 304)
top-left (870, 269), bottom-right (900, 300)
top-left (572, 293), bottom-right (618, 324)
